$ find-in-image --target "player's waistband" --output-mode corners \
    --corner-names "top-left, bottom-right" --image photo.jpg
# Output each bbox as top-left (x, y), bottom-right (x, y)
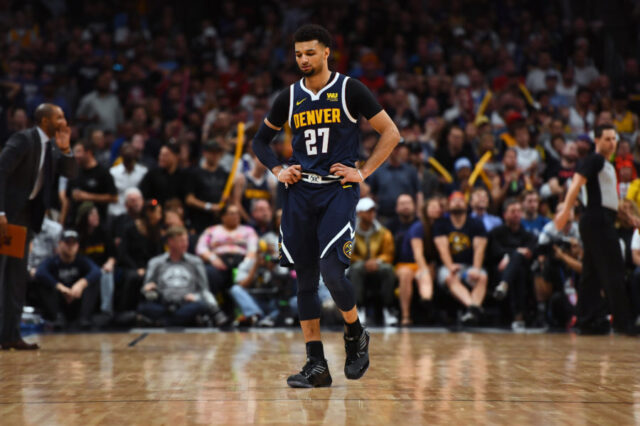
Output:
top-left (300, 172), bottom-right (342, 184)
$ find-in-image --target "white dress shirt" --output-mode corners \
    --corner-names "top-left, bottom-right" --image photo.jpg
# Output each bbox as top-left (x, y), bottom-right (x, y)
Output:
top-left (29, 127), bottom-right (50, 200)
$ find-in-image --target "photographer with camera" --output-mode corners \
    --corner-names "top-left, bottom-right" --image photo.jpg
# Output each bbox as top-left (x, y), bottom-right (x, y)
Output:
top-left (138, 226), bottom-right (228, 327)
top-left (228, 230), bottom-right (292, 327)
top-left (537, 202), bottom-right (581, 327)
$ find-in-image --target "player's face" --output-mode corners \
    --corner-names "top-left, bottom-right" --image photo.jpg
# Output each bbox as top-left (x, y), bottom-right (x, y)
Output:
top-left (295, 40), bottom-right (329, 77)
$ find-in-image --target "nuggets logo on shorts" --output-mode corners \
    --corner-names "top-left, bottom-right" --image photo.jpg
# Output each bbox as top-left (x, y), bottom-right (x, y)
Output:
top-left (343, 241), bottom-right (353, 258)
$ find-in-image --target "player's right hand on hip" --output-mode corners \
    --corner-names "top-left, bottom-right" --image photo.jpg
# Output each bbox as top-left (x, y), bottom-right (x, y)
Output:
top-left (278, 165), bottom-right (302, 185)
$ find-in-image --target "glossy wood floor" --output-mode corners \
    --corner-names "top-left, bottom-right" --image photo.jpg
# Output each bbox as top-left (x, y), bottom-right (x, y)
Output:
top-left (1, 329), bottom-right (639, 425)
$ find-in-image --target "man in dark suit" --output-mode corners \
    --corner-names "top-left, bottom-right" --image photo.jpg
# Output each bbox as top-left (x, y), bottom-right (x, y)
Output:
top-left (0, 103), bottom-right (77, 349)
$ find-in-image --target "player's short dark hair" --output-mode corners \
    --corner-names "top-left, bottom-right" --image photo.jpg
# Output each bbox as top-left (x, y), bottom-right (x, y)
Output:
top-left (594, 124), bottom-right (616, 139)
top-left (293, 24), bottom-right (332, 48)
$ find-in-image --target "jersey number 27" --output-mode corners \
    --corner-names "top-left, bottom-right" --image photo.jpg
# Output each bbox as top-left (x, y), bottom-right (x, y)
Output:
top-left (304, 127), bottom-right (329, 156)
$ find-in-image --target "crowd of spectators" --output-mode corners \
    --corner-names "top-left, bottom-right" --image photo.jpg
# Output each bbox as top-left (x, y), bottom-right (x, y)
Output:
top-left (3, 1), bottom-right (640, 331)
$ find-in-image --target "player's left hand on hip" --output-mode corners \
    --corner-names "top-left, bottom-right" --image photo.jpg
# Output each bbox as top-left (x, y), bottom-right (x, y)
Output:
top-left (330, 163), bottom-right (363, 185)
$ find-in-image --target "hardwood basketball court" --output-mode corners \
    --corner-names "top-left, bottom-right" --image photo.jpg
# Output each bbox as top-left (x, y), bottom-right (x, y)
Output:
top-left (0, 329), bottom-right (638, 425)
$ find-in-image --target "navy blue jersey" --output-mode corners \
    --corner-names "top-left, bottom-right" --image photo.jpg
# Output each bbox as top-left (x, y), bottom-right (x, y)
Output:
top-left (287, 73), bottom-right (360, 175)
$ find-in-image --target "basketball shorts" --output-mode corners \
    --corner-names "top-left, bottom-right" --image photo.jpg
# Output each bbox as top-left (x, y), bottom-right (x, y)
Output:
top-left (279, 180), bottom-right (359, 267)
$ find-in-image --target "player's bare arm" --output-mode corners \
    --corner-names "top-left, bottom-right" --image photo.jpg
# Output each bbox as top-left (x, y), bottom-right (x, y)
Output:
top-left (330, 110), bottom-right (400, 185)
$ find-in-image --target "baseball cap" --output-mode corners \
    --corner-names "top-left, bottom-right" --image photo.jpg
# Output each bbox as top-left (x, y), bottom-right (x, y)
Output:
top-left (454, 157), bottom-right (472, 172)
top-left (576, 133), bottom-right (593, 145)
top-left (61, 229), bottom-right (79, 242)
top-left (506, 111), bottom-right (524, 126)
top-left (356, 197), bottom-right (376, 213)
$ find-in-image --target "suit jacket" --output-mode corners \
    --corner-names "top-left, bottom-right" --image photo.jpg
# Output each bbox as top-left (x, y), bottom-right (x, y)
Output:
top-left (0, 127), bottom-right (77, 232)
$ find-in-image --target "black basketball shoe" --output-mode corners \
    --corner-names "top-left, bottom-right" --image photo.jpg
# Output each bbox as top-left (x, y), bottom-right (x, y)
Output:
top-left (287, 357), bottom-right (332, 388)
top-left (344, 328), bottom-right (370, 380)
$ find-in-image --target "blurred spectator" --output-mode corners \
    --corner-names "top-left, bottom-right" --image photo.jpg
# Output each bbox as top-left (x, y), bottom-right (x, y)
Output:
top-left (489, 198), bottom-right (537, 331)
top-left (62, 139), bottom-right (118, 227)
top-left (470, 187), bottom-right (502, 232)
top-left (111, 187), bottom-right (144, 247)
top-left (541, 142), bottom-right (578, 202)
top-left (196, 204), bottom-right (258, 295)
top-left (35, 230), bottom-right (101, 329)
top-left (406, 141), bottom-right (439, 200)
top-left (76, 202), bottom-right (116, 317)
top-left (491, 148), bottom-right (526, 209)
top-left (447, 157), bottom-right (473, 196)
top-left (612, 90), bottom-right (638, 140)
top-left (568, 87), bottom-right (595, 135)
top-left (367, 144), bottom-right (419, 220)
top-left (348, 198), bottom-right (396, 326)
top-left (28, 216), bottom-right (62, 278)
top-left (138, 226), bottom-right (228, 327)
top-left (433, 192), bottom-right (488, 325)
top-left (76, 70), bottom-right (123, 135)
top-left (386, 194), bottom-right (418, 263)
top-left (520, 190), bottom-right (550, 237)
top-left (571, 50), bottom-right (599, 87)
top-left (434, 125), bottom-right (475, 175)
top-left (397, 197), bottom-right (442, 326)
top-left (526, 51), bottom-right (561, 94)
top-left (557, 67), bottom-right (578, 106)
top-left (234, 156), bottom-right (277, 223)
top-left (248, 199), bottom-right (275, 237)
top-left (185, 139), bottom-right (228, 234)
top-left (618, 159), bottom-right (635, 199)
top-left (139, 141), bottom-right (188, 207)
top-left (117, 199), bottom-right (164, 312)
top-left (108, 143), bottom-right (148, 217)
top-left (513, 123), bottom-right (540, 173)
top-left (90, 129), bottom-right (111, 169)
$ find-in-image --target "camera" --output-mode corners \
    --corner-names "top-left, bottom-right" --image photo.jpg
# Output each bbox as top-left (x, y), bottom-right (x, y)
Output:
top-left (538, 234), bottom-right (572, 255)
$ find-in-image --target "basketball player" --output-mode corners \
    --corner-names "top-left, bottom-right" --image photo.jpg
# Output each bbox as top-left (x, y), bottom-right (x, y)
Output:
top-left (252, 24), bottom-right (400, 387)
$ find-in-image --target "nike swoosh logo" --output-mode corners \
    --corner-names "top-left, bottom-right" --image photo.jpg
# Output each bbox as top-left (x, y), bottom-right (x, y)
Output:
top-left (296, 98), bottom-right (307, 106)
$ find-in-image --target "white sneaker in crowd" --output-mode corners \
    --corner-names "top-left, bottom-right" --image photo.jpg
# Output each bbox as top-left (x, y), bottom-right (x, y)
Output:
top-left (383, 308), bottom-right (398, 326)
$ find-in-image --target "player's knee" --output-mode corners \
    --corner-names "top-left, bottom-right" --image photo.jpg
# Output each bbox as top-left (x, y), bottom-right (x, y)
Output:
top-left (319, 256), bottom-right (347, 285)
top-left (295, 264), bottom-right (320, 292)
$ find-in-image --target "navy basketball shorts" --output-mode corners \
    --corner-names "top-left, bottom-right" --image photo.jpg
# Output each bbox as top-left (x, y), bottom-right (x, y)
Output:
top-left (279, 180), bottom-right (360, 267)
